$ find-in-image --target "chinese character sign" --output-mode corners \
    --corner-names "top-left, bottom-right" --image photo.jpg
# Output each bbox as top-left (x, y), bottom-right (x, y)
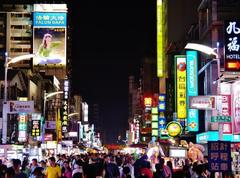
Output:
top-left (225, 21), bottom-right (240, 71)
top-left (208, 141), bottom-right (231, 172)
top-left (175, 56), bottom-right (187, 119)
top-left (186, 50), bottom-right (199, 132)
top-left (18, 113), bottom-right (28, 142)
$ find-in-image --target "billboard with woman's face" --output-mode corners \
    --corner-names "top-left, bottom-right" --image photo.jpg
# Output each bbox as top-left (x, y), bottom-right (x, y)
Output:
top-left (33, 28), bottom-right (66, 66)
top-left (33, 10), bottom-right (67, 68)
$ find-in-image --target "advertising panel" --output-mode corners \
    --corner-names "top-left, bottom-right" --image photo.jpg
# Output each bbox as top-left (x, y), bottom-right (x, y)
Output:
top-left (186, 51), bottom-right (199, 132)
top-left (224, 21), bottom-right (240, 71)
top-left (7, 101), bottom-right (34, 114)
top-left (158, 94), bottom-right (166, 137)
top-left (232, 80), bottom-right (240, 134)
top-left (175, 56), bottom-right (187, 118)
top-left (33, 5), bottom-right (67, 68)
top-left (157, 0), bottom-right (163, 77)
top-left (208, 141), bottom-right (231, 172)
top-left (189, 96), bottom-right (217, 110)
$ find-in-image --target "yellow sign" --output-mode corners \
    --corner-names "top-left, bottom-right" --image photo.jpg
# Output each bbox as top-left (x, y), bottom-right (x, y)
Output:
top-left (176, 56), bottom-right (187, 118)
top-left (166, 121), bottom-right (182, 137)
top-left (157, 0), bottom-right (163, 77)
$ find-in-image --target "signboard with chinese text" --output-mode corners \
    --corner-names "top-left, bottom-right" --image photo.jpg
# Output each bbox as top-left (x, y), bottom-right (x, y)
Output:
top-left (33, 5), bottom-right (67, 68)
top-left (186, 51), bottom-right (199, 131)
top-left (222, 123), bottom-right (232, 134)
top-left (7, 101), bottom-right (34, 114)
top-left (224, 21), bottom-right (240, 71)
top-left (175, 55), bottom-right (187, 118)
top-left (211, 116), bottom-right (231, 123)
top-left (61, 79), bottom-right (69, 133)
top-left (31, 113), bottom-right (41, 137)
top-left (158, 94), bottom-right (166, 137)
top-left (208, 141), bottom-right (231, 172)
top-left (18, 113), bottom-right (28, 142)
top-left (189, 96), bottom-right (217, 110)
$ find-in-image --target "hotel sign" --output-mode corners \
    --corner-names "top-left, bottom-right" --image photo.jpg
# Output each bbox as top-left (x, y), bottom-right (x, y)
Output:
top-left (225, 21), bottom-right (240, 71)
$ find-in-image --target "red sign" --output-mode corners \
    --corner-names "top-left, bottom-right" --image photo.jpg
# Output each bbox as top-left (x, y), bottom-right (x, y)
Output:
top-left (144, 97), bottom-right (152, 107)
top-left (222, 123), bottom-right (232, 134)
top-left (221, 95), bottom-right (231, 116)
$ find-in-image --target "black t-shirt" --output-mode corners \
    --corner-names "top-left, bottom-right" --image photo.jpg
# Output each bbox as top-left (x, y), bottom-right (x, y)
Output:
top-left (84, 163), bottom-right (97, 178)
top-left (6, 167), bottom-right (27, 178)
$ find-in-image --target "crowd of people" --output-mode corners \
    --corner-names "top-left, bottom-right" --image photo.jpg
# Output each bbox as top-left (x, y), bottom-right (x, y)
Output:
top-left (0, 153), bottom-right (224, 178)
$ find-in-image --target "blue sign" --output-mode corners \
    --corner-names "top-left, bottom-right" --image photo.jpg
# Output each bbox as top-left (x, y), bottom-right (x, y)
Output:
top-left (33, 12), bottom-right (67, 27)
top-left (186, 50), bottom-right (199, 131)
top-left (208, 141), bottom-right (231, 172)
top-left (197, 132), bottom-right (240, 143)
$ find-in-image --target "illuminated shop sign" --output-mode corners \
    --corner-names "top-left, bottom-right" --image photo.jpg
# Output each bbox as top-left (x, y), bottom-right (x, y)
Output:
top-left (62, 79), bottom-right (69, 133)
top-left (196, 132), bottom-right (240, 143)
top-left (7, 101), bottom-right (34, 113)
top-left (166, 121), bottom-right (182, 137)
top-left (31, 113), bottom-right (41, 137)
top-left (189, 96), bottom-right (217, 110)
top-left (18, 113), bottom-right (28, 142)
top-left (224, 21), bottom-right (240, 71)
top-left (157, 0), bottom-right (163, 77)
top-left (186, 51), bottom-right (199, 132)
top-left (152, 106), bottom-right (158, 137)
top-left (33, 12), bottom-right (67, 27)
top-left (144, 97), bottom-right (152, 107)
top-left (175, 55), bottom-right (187, 118)
top-left (158, 94), bottom-right (166, 137)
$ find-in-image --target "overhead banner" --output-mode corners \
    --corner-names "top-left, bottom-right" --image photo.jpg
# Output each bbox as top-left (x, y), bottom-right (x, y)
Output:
top-left (224, 21), bottom-right (240, 71)
top-left (175, 55), bottom-right (187, 119)
top-left (33, 4), bottom-right (67, 68)
top-left (186, 50), bottom-right (199, 132)
top-left (7, 101), bottom-right (34, 113)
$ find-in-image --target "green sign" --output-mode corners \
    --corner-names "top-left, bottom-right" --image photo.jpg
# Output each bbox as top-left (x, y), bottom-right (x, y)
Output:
top-left (211, 116), bottom-right (231, 122)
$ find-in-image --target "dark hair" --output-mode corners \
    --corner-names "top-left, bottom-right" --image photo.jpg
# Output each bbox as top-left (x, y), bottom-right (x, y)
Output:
top-left (48, 157), bottom-right (55, 162)
top-left (123, 166), bottom-right (130, 175)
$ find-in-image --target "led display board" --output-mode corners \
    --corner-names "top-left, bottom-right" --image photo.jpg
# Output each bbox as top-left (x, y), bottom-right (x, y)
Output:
top-left (186, 51), bottom-right (199, 131)
top-left (224, 21), bottom-right (240, 71)
top-left (175, 55), bottom-right (187, 118)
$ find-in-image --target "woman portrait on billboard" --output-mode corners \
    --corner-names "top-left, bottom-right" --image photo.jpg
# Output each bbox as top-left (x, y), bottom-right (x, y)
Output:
top-left (37, 33), bottom-right (63, 65)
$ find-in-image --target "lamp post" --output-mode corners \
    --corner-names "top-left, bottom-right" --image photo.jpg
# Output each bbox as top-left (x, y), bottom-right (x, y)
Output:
top-left (42, 91), bottom-right (63, 144)
top-left (2, 53), bottom-right (35, 144)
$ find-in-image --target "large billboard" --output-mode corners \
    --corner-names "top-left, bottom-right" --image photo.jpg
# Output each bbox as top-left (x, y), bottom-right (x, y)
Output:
top-left (175, 55), bottom-right (187, 119)
top-left (33, 5), bottom-right (67, 68)
top-left (186, 51), bottom-right (199, 132)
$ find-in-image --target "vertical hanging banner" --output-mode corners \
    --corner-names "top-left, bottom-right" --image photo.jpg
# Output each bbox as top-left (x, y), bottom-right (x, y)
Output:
top-left (18, 113), bottom-right (28, 142)
top-left (186, 51), bottom-right (199, 131)
top-left (62, 79), bottom-right (69, 133)
top-left (157, 0), bottom-right (163, 77)
top-left (224, 21), bottom-right (240, 71)
top-left (175, 55), bottom-right (187, 119)
top-left (31, 113), bottom-right (41, 137)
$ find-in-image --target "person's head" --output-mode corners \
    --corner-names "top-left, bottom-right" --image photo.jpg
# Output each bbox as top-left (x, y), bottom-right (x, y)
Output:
top-left (123, 166), bottom-right (130, 175)
top-left (167, 160), bottom-right (173, 169)
top-left (12, 159), bottom-right (21, 171)
top-left (32, 159), bottom-right (38, 166)
top-left (48, 157), bottom-right (56, 166)
top-left (40, 160), bottom-right (46, 167)
top-left (42, 33), bottom-right (52, 48)
top-left (63, 161), bottom-right (70, 168)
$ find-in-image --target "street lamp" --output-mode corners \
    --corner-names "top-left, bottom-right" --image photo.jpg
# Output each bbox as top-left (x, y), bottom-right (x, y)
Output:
top-left (2, 53), bottom-right (35, 144)
top-left (68, 112), bottom-right (80, 118)
top-left (185, 42), bottom-right (222, 140)
top-left (42, 91), bottom-right (63, 143)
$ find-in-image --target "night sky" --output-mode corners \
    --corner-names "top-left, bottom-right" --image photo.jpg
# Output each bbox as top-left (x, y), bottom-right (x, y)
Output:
top-left (69, 0), bottom-right (200, 143)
